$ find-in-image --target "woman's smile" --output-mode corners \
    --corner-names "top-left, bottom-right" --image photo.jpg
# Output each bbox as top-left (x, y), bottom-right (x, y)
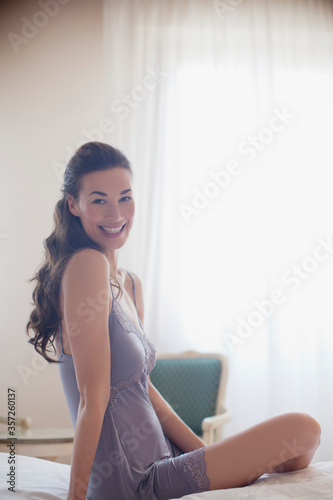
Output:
top-left (98, 222), bottom-right (127, 237)
top-left (67, 167), bottom-right (135, 252)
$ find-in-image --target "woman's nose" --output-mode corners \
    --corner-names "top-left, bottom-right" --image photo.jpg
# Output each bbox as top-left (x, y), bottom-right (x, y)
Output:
top-left (105, 203), bottom-right (122, 221)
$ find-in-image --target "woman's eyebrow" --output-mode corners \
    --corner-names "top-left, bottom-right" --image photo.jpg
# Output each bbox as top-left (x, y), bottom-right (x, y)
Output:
top-left (88, 188), bottom-right (132, 197)
top-left (88, 191), bottom-right (107, 197)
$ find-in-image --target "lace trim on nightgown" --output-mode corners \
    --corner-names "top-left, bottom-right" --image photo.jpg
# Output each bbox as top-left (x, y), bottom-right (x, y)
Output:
top-left (109, 368), bottom-right (148, 410)
top-left (109, 299), bottom-right (157, 410)
top-left (182, 447), bottom-right (210, 493)
top-left (112, 300), bottom-right (156, 373)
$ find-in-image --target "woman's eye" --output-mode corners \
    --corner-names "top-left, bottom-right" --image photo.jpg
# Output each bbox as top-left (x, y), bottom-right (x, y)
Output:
top-left (92, 199), bottom-right (105, 204)
top-left (120, 196), bottom-right (132, 202)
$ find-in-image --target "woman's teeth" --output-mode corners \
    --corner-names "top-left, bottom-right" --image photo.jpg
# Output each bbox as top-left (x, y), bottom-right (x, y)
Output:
top-left (100, 224), bottom-right (125, 234)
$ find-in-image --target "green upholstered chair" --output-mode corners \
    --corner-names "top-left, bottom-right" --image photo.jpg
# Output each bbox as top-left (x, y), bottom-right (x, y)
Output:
top-left (149, 350), bottom-right (232, 445)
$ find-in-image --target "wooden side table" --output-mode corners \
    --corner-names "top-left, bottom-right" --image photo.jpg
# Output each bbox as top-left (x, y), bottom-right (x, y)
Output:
top-left (0, 427), bottom-right (74, 462)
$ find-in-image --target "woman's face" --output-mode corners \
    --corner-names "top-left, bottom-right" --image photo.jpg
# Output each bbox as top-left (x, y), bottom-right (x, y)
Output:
top-left (68, 167), bottom-right (135, 251)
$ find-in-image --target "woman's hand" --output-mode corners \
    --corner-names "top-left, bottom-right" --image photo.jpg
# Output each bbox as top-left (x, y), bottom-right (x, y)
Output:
top-left (148, 377), bottom-right (206, 452)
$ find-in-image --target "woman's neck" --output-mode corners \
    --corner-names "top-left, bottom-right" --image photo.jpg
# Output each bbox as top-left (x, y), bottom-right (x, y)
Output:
top-left (104, 248), bottom-right (118, 277)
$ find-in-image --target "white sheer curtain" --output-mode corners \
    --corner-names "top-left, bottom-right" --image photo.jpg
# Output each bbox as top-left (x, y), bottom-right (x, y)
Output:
top-left (103, 0), bottom-right (333, 461)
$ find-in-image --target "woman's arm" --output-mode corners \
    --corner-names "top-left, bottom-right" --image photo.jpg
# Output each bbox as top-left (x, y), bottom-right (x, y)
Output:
top-left (131, 272), bottom-right (206, 452)
top-left (148, 377), bottom-right (206, 452)
top-left (62, 249), bottom-right (111, 500)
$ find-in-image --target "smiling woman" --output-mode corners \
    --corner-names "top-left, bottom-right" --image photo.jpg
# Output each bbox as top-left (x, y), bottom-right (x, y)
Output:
top-left (26, 142), bottom-right (134, 364)
top-left (25, 142), bottom-right (321, 500)
top-left (66, 168), bottom-right (135, 250)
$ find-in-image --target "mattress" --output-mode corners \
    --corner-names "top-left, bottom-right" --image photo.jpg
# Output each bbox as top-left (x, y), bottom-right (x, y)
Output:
top-left (0, 452), bottom-right (332, 499)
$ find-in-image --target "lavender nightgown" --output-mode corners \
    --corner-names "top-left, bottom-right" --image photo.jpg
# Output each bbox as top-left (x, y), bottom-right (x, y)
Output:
top-left (58, 269), bottom-right (210, 500)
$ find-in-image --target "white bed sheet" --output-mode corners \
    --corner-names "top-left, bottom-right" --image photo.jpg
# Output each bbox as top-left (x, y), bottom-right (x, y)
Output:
top-left (179, 461), bottom-right (333, 499)
top-left (0, 453), bottom-right (332, 499)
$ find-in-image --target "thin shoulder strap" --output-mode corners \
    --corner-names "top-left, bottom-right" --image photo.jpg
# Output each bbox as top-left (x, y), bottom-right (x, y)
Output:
top-left (123, 269), bottom-right (137, 309)
top-left (59, 323), bottom-right (64, 354)
top-left (109, 276), bottom-right (114, 298)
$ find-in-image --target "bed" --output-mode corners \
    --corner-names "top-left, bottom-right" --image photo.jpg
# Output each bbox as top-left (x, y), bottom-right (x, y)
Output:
top-left (0, 452), bottom-right (332, 499)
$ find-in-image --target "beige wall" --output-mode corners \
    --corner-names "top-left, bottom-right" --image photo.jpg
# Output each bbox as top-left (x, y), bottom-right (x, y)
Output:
top-left (0, 0), bottom-right (105, 429)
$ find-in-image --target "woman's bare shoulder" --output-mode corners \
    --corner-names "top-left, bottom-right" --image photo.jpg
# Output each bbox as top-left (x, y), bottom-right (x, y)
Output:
top-left (67, 248), bottom-right (108, 268)
top-left (126, 269), bottom-right (142, 283)
top-left (123, 269), bottom-right (143, 292)
top-left (62, 249), bottom-right (110, 285)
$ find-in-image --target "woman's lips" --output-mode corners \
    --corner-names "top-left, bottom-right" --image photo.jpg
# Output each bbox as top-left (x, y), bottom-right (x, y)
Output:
top-left (98, 223), bottom-right (126, 238)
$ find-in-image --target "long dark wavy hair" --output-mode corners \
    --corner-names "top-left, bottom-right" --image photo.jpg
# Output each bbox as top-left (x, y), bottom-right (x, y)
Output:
top-left (26, 141), bottom-right (133, 363)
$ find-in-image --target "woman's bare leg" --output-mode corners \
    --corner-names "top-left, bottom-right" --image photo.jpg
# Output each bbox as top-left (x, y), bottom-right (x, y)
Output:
top-left (204, 412), bottom-right (321, 490)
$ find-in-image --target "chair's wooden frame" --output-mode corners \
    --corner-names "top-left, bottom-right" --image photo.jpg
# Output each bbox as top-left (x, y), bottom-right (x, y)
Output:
top-left (154, 350), bottom-right (233, 445)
